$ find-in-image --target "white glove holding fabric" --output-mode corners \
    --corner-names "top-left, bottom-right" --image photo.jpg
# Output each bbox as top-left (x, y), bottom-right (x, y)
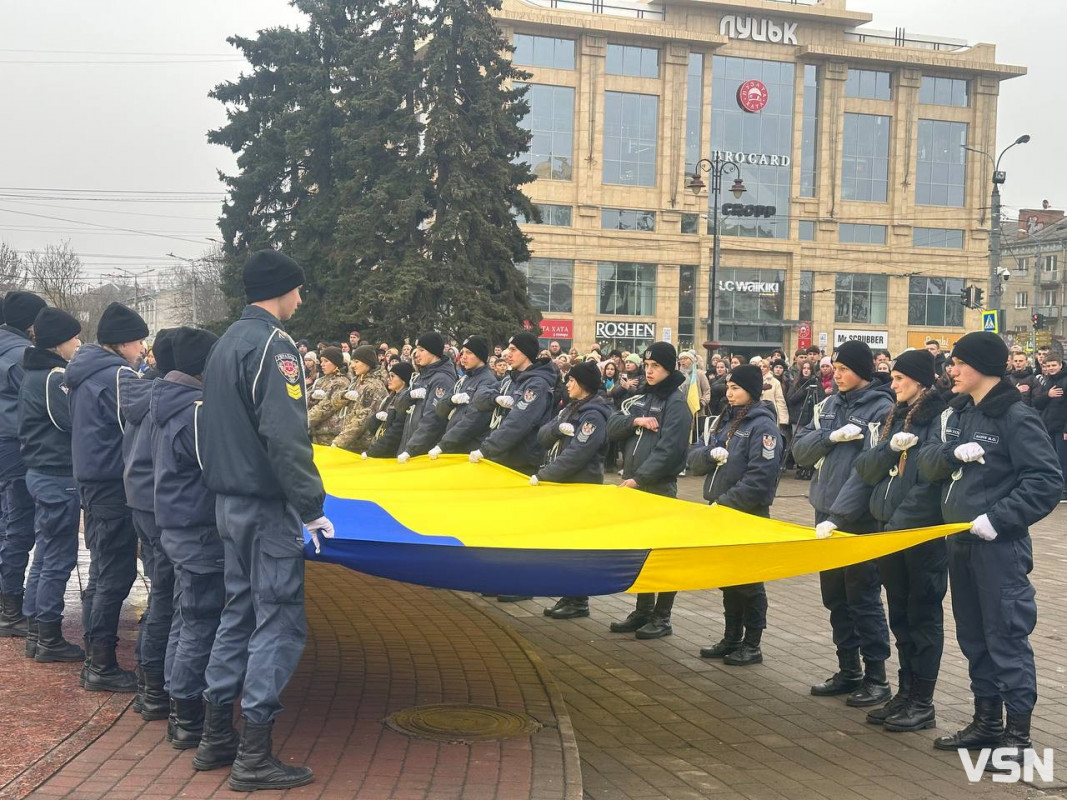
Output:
top-left (708, 447), bottom-right (729, 465)
top-left (954, 442), bottom-right (986, 464)
top-left (495, 395), bottom-right (514, 409)
top-left (428, 445), bottom-right (442, 460)
top-left (529, 475), bottom-right (539, 486)
top-left (397, 451), bottom-right (410, 464)
top-left (890, 432), bottom-right (919, 452)
top-left (306, 515), bottom-right (335, 554)
top-left (469, 449), bottom-right (483, 463)
top-left (829, 423), bottom-right (864, 443)
top-left (451, 392), bottom-right (470, 405)
top-left (344, 390), bottom-right (359, 402)
top-left (375, 410), bottom-right (388, 421)
top-left (558, 422), bottom-right (575, 437)
top-left (311, 389), bottom-right (326, 400)
top-left (360, 451), bottom-right (368, 460)
top-left (970, 513), bottom-right (998, 541)
top-left (815, 521), bottom-right (837, 540)
top-left (409, 387), bottom-right (427, 400)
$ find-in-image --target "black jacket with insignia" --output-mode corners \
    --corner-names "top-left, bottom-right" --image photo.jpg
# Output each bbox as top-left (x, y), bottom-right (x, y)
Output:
top-left (17, 347), bottom-right (73, 476)
top-left (478, 358), bottom-right (558, 471)
top-left (199, 305), bottom-right (325, 524)
top-left (436, 364), bottom-right (499, 453)
top-left (535, 395), bottom-right (612, 484)
top-left (368, 389), bottom-right (411, 458)
top-left (398, 357), bottom-right (458, 456)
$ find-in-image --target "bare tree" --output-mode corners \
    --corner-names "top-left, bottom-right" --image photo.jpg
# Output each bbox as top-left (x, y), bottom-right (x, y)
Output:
top-left (25, 241), bottom-right (83, 312)
top-left (0, 241), bottom-right (27, 294)
top-left (158, 245), bottom-right (229, 327)
top-left (73, 282), bottom-right (131, 343)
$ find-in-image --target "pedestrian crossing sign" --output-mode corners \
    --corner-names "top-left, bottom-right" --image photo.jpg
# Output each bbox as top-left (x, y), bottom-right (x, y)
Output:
top-left (981, 311), bottom-right (998, 334)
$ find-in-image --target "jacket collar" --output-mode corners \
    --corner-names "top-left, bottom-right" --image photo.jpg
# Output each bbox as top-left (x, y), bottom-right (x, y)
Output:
top-left (890, 390), bottom-right (947, 427)
top-left (961, 378), bottom-right (1022, 419)
top-left (22, 346), bottom-right (67, 371)
top-left (240, 304), bottom-right (284, 328)
top-left (0, 323), bottom-right (30, 341)
top-left (640, 369), bottom-right (686, 398)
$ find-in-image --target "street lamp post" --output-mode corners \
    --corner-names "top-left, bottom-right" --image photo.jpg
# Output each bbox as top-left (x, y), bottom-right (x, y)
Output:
top-left (688, 155), bottom-right (746, 355)
top-left (962, 134), bottom-right (1030, 320)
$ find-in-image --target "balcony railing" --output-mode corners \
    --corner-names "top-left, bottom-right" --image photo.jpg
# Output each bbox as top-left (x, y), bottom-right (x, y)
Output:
top-left (521, 0), bottom-right (666, 21)
top-left (845, 27), bottom-right (969, 52)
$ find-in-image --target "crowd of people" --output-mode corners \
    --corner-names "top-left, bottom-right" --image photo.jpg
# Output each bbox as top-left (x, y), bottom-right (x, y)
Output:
top-left (0, 247), bottom-right (1064, 789)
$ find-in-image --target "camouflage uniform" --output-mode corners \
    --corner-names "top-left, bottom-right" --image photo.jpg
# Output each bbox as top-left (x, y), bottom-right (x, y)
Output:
top-left (306, 373), bottom-right (350, 446)
top-left (332, 369), bottom-right (388, 452)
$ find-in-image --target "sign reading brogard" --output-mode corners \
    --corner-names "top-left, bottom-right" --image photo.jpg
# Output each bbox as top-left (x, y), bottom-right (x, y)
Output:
top-left (595, 321), bottom-right (656, 340)
top-left (719, 15), bottom-right (798, 45)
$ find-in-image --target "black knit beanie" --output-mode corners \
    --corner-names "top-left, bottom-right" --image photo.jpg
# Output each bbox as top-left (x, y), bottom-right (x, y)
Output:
top-left (173, 328), bottom-right (218, 377)
top-left (461, 335), bottom-right (490, 364)
top-left (416, 331), bottom-right (445, 358)
top-left (351, 344), bottom-right (378, 370)
top-left (97, 302), bottom-right (149, 344)
top-left (509, 331), bottom-right (540, 363)
top-left (568, 361), bottom-right (602, 394)
top-left (832, 340), bottom-right (875, 381)
top-left (389, 362), bottom-right (414, 385)
top-left (3, 291), bottom-right (47, 332)
top-left (950, 332), bottom-right (1009, 377)
top-left (727, 364), bottom-right (763, 402)
top-left (243, 250), bottom-right (306, 303)
top-left (153, 328), bottom-right (178, 375)
top-left (644, 341), bottom-right (677, 372)
top-left (318, 346), bottom-right (344, 372)
top-left (891, 349), bottom-right (936, 388)
top-left (32, 307), bottom-right (81, 349)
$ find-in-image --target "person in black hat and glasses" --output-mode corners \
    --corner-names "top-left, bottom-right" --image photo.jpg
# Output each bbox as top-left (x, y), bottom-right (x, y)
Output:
top-left (792, 339), bottom-right (894, 706)
top-left (196, 250), bottom-right (332, 791)
top-left (0, 290), bottom-right (47, 638)
top-left (918, 332), bottom-right (1062, 772)
top-left (395, 332), bottom-right (457, 463)
top-left (533, 360), bottom-right (612, 620)
top-left (607, 342), bottom-right (692, 639)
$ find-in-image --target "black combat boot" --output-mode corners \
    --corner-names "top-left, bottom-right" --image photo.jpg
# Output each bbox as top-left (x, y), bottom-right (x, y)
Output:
top-left (166, 698), bottom-right (177, 743)
top-left (140, 669), bottom-right (169, 721)
top-left (699, 620), bottom-right (742, 659)
top-left (84, 642), bottom-right (137, 692)
top-left (172, 697), bottom-right (205, 750)
top-left (545, 597), bottom-right (590, 620)
top-left (933, 696), bottom-right (1004, 751)
top-left (984, 713), bottom-right (1033, 773)
top-left (228, 719), bottom-right (313, 792)
top-left (723, 628), bottom-right (764, 666)
top-left (34, 620), bottom-right (85, 663)
top-left (609, 593), bottom-right (655, 633)
top-left (884, 676), bottom-right (936, 732)
top-left (133, 666), bottom-right (145, 714)
top-left (193, 702), bottom-right (240, 771)
top-left (635, 594), bottom-right (675, 640)
top-left (811, 648), bottom-right (863, 696)
top-left (846, 659), bottom-right (891, 707)
top-left (25, 617), bottom-right (38, 658)
top-left (0, 593), bottom-right (28, 637)
top-left (867, 670), bottom-right (912, 725)
top-left (79, 636), bottom-right (90, 688)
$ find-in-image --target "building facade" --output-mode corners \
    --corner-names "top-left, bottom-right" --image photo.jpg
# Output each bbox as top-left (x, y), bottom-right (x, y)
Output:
top-left (497, 0), bottom-right (1025, 357)
top-left (1002, 208), bottom-right (1067, 351)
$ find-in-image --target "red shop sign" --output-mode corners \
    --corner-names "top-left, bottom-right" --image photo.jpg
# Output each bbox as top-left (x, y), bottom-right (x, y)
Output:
top-left (797, 321), bottom-right (812, 350)
top-left (539, 318), bottom-right (574, 339)
top-left (737, 79), bottom-right (769, 113)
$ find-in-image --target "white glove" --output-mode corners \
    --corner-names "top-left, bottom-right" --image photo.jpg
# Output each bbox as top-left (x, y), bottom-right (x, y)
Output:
top-left (409, 387), bottom-right (427, 400)
top-left (495, 395), bottom-right (514, 409)
top-left (815, 521), bottom-right (837, 540)
top-left (890, 432), bottom-right (919, 452)
top-left (451, 392), bottom-right (470, 405)
top-left (954, 442), bottom-right (986, 464)
top-left (428, 445), bottom-right (442, 460)
top-left (311, 389), bottom-right (326, 400)
top-left (305, 515), bottom-right (335, 554)
top-left (375, 410), bottom-right (388, 421)
top-left (558, 422), bottom-right (575, 437)
top-left (829, 424), bottom-right (864, 443)
top-left (360, 452), bottom-right (368, 460)
top-left (708, 447), bottom-right (729, 465)
top-left (344, 390), bottom-right (359, 402)
top-left (970, 513), bottom-right (998, 541)
top-left (529, 475), bottom-right (539, 486)
top-left (469, 449), bottom-right (483, 463)
top-left (397, 451), bottom-right (410, 464)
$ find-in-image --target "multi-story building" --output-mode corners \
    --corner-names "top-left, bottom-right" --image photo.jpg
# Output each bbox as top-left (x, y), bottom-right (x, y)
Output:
top-left (1002, 207), bottom-right (1067, 351)
top-left (498, 0), bottom-right (1025, 357)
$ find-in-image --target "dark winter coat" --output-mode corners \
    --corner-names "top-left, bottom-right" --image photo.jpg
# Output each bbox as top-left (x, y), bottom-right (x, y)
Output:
top-left (17, 347), bottom-right (72, 475)
top-left (367, 390), bottom-right (410, 458)
top-left (436, 364), bottom-right (499, 454)
top-left (478, 358), bottom-right (558, 472)
top-left (787, 374), bottom-right (820, 430)
top-left (535, 395), bottom-right (612, 484)
top-left (0, 325), bottom-right (32, 477)
top-left (120, 378), bottom-right (155, 512)
top-left (398, 357), bottom-right (458, 456)
top-left (1007, 366), bottom-right (1037, 406)
top-left (1033, 367), bottom-right (1067, 435)
top-left (152, 373), bottom-right (214, 529)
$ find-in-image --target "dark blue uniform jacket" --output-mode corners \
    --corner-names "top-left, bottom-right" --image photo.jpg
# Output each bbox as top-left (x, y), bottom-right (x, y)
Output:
top-left (66, 343), bottom-right (140, 483)
top-left (535, 395), bottom-right (612, 484)
top-left (0, 325), bottom-right (32, 477)
top-left (120, 378), bottom-right (155, 513)
top-left (152, 373), bottom-right (214, 529)
top-left (17, 346), bottom-right (72, 476)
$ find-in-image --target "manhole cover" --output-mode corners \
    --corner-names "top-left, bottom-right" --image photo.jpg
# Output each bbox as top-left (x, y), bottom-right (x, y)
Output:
top-left (384, 703), bottom-right (542, 744)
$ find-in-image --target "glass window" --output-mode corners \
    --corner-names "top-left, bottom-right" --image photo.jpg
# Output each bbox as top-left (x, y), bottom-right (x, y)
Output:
top-left (913, 227), bottom-right (964, 248)
top-left (800, 270), bottom-right (814, 321)
top-left (839, 223), bottom-right (887, 245)
top-left (681, 213), bottom-right (700, 234)
top-left (606, 44), bottom-right (659, 78)
top-left (516, 258), bottom-right (574, 313)
top-left (597, 262), bottom-right (657, 316)
top-left (516, 83), bottom-right (574, 180)
top-left (512, 34), bottom-right (575, 70)
top-left (603, 92), bottom-right (659, 187)
top-left (515, 203), bottom-right (572, 226)
top-left (845, 69), bottom-right (892, 100)
top-left (1044, 255), bottom-right (1058, 272)
top-left (908, 276), bottom-right (965, 326)
top-left (1015, 291), bottom-right (1029, 309)
top-left (917, 120), bottom-right (967, 207)
top-left (711, 57), bottom-right (795, 239)
top-left (717, 267), bottom-right (785, 344)
top-left (678, 265), bottom-right (697, 351)
top-left (800, 64), bottom-right (819, 198)
top-left (1043, 289), bottom-right (1058, 307)
top-left (835, 274), bottom-right (888, 324)
top-left (798, 220), bottom-right (815, 241)
top-left (685, 53), bottom-right (704, 176)
top-left (601, 208), bottom-right (656, 231)
top-left (841, 113), bottom-right (890, 203)
top-left (919, 76), bottom-right (969, 107)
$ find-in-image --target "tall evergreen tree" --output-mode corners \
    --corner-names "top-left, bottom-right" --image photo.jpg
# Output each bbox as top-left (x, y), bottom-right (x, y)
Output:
top-left (420, 0), bottom-right (541, 345)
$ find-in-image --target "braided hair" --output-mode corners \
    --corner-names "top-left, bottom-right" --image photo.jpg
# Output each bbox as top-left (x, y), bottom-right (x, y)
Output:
top-left (711, 399), bottom-right (758, 445)
top-left (879, 387), bottom-right (935, 442)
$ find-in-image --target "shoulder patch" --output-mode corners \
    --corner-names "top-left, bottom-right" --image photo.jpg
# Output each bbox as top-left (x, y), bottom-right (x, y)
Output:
top-left (275, 354), bottom-right (301, 385)
top-left (576, 420), bottom-right (596, 443)
top-left (435, 386), bottom-right (446, 399)
top-left (523, 388), bottom-right (537, 403)
top-left (761, 433), bottom-right (777, 460)
top-left (286, 382), bottom-right (303, 400)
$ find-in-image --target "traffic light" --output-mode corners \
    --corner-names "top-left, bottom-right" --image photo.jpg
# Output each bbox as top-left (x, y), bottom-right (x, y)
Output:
top-left (960, 286), bottom-right (973, 308)
top-left (1032, 313), bottom-right (1047, 330)
top-left (972, 287), bottom-right (984, 308)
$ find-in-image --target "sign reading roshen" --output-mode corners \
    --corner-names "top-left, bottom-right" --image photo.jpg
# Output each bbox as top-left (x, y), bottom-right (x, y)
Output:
top-left (719, 15), bottom-right (799, 45)
top-left (595, 321), bottom-right (655, 340)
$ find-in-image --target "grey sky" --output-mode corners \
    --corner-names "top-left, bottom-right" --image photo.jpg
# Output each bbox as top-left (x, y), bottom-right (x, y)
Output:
top-left (0, 0), bottom-right (1059, 284)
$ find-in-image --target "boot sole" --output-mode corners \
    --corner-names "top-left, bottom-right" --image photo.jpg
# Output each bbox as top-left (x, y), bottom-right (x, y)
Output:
top-left (699, 651), bottom-right (737, 659)
top-left (810, 683), bottom-right (862, 697)
top-left (846, 694), bottom-right (892, 708)
top-left (84, 682), bottom-right (137, 693)
top-left (723, 656), bottom-right (763, 666)
top-left (141, 708), bottom-right (170, 722)
top-left (884, 718), bottom-right (936, 733)
top-left (228, 774), bottom-right (314, 792)
top-left (171, 737), bottom-right (202, 751)
top-left (0, 629), bottom-right (27, 638)
top-left (608, 622), bottom-right (650, 633)
top-left (932, 736), bottom-right (1003, 751)
top-left (192, 755), bottom-right (236, 772)
top-left (634, 629), bottom-right (673, 640)
top-left (547, 611), bottom-right (590, 620)
top-left (35, 652), bottom-right (85, 663)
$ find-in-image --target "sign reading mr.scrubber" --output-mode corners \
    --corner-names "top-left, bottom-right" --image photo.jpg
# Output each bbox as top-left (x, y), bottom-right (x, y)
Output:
top-left (719, 15), bottom-right (798, 45)
top-left (834, 329), bottom-right (889, 349)
top-left (595, 321), bottom-right (655, 339)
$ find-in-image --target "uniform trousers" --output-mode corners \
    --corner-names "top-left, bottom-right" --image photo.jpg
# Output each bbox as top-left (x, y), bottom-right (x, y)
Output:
top-left (0, 469), bottom-right (35, 596)
top-left (878, 536), bottom-right (947, 680)
top-left (203, 495), bottom-right (306, 724)
top-left (22, 471), bottom-right (80, 623)
top-left (79, 480), bottom-right (137, 648)
top-left (720, 507), bottom-right (770, 631)
top-left (132, 510), bottom-right (174, 675)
